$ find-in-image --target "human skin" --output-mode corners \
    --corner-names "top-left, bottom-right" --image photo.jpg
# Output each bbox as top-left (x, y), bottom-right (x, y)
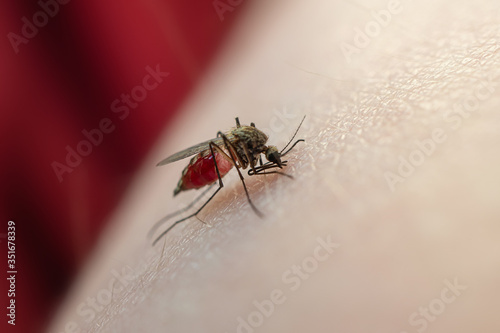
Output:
top-left (49, 0), bottom-right (500, 332)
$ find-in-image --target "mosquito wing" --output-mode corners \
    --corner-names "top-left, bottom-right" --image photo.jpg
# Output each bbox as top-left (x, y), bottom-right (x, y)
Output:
top-left (156, 137), bottom-right (225, 166)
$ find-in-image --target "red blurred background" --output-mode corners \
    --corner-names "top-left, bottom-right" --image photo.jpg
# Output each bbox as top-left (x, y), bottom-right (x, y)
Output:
top-left (0, 1), bottom-right (243, 331)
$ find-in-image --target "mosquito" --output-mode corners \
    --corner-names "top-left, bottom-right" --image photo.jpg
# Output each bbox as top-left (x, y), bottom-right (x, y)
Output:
top-left (149, 116), bottom-right (305, 245)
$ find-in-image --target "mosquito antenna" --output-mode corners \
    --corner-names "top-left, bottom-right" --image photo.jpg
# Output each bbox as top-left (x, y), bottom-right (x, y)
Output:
top-left (281, 139), bottom-right (305, 157)
top-left (284, 62), bottom-right (350, 83)
top-left (280, 116), bottom-right (306, 154)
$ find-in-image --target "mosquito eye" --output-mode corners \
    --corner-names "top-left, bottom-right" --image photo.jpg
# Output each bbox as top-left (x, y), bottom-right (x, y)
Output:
top-left (251, 122), bottom-right (256, 127)
top-left (268, 151), bottom-right (282, 166)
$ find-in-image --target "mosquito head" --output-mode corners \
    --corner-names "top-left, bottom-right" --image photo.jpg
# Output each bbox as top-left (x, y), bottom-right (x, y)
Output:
top-left (265, 145), bottom-right (283, 168)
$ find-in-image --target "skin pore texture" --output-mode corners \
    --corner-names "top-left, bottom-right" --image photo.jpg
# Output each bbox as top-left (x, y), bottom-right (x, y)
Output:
top-left (50, 0), bottom-right (500, 332)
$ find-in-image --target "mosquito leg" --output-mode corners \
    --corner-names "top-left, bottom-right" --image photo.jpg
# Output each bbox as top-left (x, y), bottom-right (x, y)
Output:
top-left (217, 131), bottom-right (264, 218)
top-left (147, 183), bottom-right (216, 241)
top-left (253, 170), bottom-right (293, 178)
top-left (152, 142), bottom-right (226, 246)
top-left (240, 139), bottom-right (262, 178)
top-left (248, 162), bottom-right (294, 179)
top-left (152, 185), bottom-right (223, 246)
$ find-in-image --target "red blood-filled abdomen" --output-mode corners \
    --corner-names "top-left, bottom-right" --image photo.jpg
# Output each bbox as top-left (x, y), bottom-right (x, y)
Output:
top-left (180, 152), bottom-right (233, 191)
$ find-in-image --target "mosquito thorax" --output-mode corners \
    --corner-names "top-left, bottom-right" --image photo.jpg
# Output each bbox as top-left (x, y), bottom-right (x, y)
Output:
top-left (232, 125), bottom-right (269, 161)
